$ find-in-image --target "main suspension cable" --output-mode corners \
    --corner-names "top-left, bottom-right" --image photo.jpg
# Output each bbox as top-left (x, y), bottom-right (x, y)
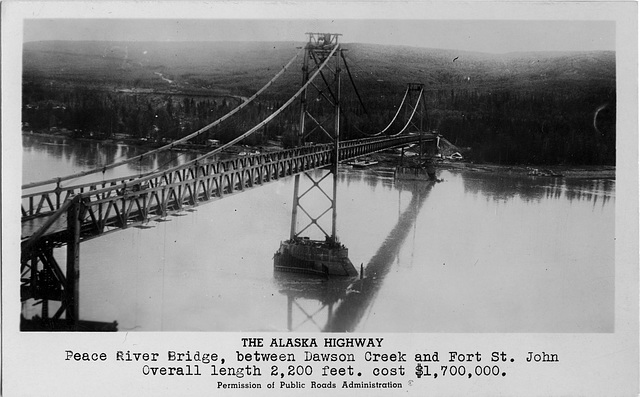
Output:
top-left (86, 44), bottom-right (340, 187)
top-left (377, 86), bottom-right (410, 136)
top-left (387, 88), bottom-right (424, 136)
top-left (23, 49), bottom-right (302, 190)
top-left (189, 45), bottom-right (340, 165)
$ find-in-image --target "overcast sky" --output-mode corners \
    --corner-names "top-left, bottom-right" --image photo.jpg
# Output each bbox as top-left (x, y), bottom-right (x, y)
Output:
top-left (24, 19), bottom-right (615, 54)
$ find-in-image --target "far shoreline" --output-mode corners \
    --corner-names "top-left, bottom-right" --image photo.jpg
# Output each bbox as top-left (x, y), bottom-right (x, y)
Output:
top-left (22, 130), bottom-right (616, 180)
top-left (437, 162), bottom-right (616, 180)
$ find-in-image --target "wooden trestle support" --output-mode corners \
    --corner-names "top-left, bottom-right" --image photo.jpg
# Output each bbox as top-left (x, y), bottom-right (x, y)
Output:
top-left (21, 196), bottom-right (117, 331)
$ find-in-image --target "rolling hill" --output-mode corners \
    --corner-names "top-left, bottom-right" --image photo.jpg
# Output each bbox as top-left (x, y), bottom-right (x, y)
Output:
top-left (23, 40), bottom-right (615, 97)
top-left (22, 40), bottom-right (616, 165)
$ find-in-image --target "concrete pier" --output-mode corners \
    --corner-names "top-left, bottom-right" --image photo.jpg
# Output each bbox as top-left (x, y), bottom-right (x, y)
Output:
top-left (274, 238), bottom-right (357, 277)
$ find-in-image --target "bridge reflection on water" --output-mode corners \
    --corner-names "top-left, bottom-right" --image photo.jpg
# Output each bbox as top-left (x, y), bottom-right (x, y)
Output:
top-left (276, 179), bottom-right (435, 332)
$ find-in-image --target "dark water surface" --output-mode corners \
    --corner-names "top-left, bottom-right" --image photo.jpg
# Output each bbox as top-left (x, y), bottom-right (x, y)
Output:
top-left (22, 135), bottom-right (615, 332)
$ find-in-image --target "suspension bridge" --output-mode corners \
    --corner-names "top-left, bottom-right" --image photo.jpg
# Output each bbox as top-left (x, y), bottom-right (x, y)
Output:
top-left (20, 33), bottom-right (440, 331)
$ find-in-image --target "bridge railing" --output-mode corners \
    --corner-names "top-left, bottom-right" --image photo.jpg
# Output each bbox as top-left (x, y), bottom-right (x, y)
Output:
top-left (22, 143), bottom-right (328, 219)
top-left (21, 134), bottom-right (431, 240)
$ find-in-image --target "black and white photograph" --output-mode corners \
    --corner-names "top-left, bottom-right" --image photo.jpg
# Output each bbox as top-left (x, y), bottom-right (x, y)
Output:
top-left (16, 16), bottom-right (619, 333)
top-left (2, 1), bottom-right (638, 396)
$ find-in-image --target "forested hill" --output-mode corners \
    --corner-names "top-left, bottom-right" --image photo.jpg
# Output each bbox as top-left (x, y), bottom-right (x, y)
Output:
top-left (22, 40), bottom-right (615, 94)
top-left (23, 40), bottom-right (615, 165)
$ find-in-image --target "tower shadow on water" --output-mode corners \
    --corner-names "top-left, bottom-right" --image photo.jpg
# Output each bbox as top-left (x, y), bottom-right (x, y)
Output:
top-left (276, 179), bottom-right (436, 332)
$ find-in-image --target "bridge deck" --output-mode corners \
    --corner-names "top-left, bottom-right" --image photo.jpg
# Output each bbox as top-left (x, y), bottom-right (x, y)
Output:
top-left (21, 134), bottom-right (434, 243)
top-left (22, 213), bottom-right (68, 241)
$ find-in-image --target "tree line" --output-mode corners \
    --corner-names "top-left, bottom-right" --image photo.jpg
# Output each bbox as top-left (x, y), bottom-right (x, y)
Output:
top-left (428, 84), bottom-right (616, 165)
top-left (22, 84), bottom-right (302, 146)
top-left (22, 80), bottom-right (615, 165)
top-left (339, 81), bottom-right (616, 165)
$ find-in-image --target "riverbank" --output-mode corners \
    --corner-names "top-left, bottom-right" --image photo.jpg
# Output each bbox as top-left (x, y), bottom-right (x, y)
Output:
top-left (363, 150), bottom-right (615, 180)
top-left (22, 130), bottom-right (284, 156)
top-left (24, 131), bottom-right (615, 179)
top-left (438, 162), bottom-right (616, 179)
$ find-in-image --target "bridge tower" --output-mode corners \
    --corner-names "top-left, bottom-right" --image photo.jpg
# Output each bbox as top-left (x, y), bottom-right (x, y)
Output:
top-left (274, 33), bottom-right (357, 277)
top-left (405, 83), bottom-right (429, 133)
top-left (393, 82), bottom-right (440, 181)
top-left (404, 83), bottom-right (437, 157)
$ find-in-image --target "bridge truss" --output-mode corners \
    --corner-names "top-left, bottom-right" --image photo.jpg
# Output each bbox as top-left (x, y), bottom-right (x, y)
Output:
top-left (290, 32), bottom-right (343, 244)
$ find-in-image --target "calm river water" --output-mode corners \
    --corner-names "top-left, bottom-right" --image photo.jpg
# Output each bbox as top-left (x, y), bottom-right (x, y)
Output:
top-left (22, 134), bottom-right (615, 332)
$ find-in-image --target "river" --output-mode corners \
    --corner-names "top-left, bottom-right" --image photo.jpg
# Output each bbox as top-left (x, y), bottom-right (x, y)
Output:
top-left (21, 134), bottom-right (615, 332)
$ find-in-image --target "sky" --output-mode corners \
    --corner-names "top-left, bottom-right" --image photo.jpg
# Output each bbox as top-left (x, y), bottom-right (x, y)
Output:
top-left (23, 19), bottom-right (615, 54)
